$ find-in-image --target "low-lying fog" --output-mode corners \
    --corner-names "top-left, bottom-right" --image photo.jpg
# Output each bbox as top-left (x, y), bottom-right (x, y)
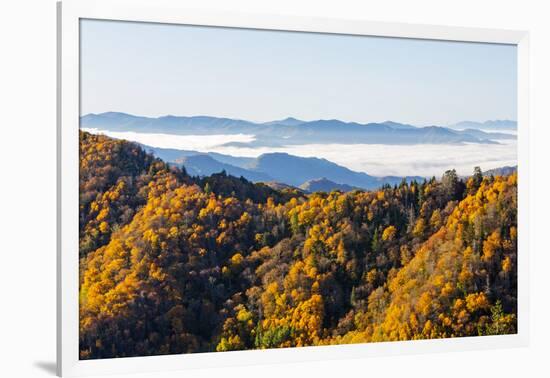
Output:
top-left (82, 128), bottom-right (517, 178)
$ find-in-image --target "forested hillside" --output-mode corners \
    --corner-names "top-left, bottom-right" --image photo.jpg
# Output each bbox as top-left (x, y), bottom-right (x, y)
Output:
top-left (79, 131), bottom-right (517, 359)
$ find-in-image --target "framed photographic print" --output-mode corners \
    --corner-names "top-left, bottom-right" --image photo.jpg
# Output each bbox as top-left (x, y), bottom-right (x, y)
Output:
top-left (57, 0), bottom-right (530, 376)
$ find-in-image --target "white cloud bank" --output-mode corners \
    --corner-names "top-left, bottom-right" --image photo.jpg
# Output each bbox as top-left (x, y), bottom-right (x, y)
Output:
top-left (82, 128), bottom-right (256, 151)
top-left (82, 128), bottom-right (517, 178)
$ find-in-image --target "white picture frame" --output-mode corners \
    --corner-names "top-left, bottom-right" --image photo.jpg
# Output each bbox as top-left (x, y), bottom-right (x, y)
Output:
top-left (57, 0), bottom-right (530, 376)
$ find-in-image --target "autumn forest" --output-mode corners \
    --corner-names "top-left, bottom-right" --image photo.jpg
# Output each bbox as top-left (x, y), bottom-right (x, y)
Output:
top-left (79, 130), bottom-right (517, 359)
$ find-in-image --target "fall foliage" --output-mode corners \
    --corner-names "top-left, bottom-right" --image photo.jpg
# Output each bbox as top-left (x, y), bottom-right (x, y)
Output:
top-left (79, 131), bottom-right (517, 359)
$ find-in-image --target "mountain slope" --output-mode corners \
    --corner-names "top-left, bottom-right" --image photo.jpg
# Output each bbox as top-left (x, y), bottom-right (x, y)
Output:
top-left (179, 154), bottom-right (273, 182)
top-left (247, 152), bottom-right (422, 189)
top-left (262, 117), bottom-right (306, 126)
top-left (141, 145), bottom-right (254, 168)
top-left (138, 144), bottom-right (423, 191)
top-left (299, 178), bottom-right (357, 192)
top-left (484, 165), bottom-right (517, 177)
top-left (79, 130), bottom-right (517, 358)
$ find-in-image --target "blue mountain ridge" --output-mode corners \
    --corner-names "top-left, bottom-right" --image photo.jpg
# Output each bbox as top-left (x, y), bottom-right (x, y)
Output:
top-left (141, 144), bottom-right (423, 191)
top-left (449, 120), bottom-right (517, 131)
top-left (81, 112), bottom-right (515, 146)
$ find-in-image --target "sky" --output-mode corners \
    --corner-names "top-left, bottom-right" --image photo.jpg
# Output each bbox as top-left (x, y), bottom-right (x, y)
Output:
top-left (80, 19), bottom-right (517, 126)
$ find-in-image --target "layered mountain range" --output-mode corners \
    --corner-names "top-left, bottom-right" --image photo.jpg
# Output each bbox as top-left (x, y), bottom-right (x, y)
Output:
top-left (142, 145), bottom-right (422, 191)
top-left (81, 112), bottom-right (516, 192)
top-left (81, 112), bottom-right (516, 147)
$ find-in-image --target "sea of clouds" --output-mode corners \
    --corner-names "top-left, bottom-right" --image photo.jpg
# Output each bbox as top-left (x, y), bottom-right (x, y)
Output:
top-left (82, 128), bottom-right (517, 178)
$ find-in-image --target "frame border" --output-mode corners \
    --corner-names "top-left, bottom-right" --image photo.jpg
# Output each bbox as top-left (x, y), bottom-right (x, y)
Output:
top-left (57, 1), bottom-right (530, 376)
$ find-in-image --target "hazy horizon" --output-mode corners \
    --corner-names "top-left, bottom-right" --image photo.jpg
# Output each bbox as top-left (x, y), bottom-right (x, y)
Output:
top-left (81, 110), bottom-right (517, 127)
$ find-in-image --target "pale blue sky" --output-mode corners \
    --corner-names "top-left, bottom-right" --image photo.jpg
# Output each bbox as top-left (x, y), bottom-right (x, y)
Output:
top-left (80, 19), bottom-right (517, 126)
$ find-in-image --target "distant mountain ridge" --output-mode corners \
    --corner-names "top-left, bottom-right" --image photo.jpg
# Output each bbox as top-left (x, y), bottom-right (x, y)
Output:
top-left (141, 144), bottom-right (422, 191)
top-left (483, 165), bottom-right (517, 177)
top-left (81, 112), bottom-right (514, 146)
top-left (449, 120), bottom-right (517, 131)
top-left (299, 178), bottom-right (358, 193)
top-left (143, 145), bottom-right (254, 168)
top-left (262, 117), bottom-right (305, 127)
top-left (246, 152), bottom-right (419, 188)
top-left (177, 154), bottom-right (273, 183)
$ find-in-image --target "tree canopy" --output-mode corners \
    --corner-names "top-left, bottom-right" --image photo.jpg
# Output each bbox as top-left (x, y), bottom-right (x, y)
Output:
top-left (78, 131), bottom-right (517, 359)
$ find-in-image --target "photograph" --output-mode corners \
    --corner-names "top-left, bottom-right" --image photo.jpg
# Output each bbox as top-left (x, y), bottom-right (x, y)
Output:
top-left (78, 19), bottom-right (518, 360)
